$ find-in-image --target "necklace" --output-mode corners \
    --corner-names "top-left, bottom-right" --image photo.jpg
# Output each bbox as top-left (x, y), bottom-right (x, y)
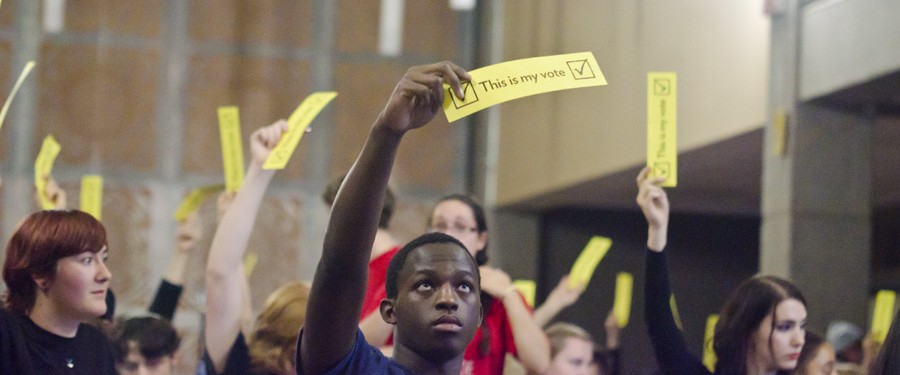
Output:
top-left (66, 357), bottom-right (74, 369)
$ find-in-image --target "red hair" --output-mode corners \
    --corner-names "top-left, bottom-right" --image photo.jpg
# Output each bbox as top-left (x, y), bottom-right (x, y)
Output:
top-left (3, 210), bottom-right (107, 314)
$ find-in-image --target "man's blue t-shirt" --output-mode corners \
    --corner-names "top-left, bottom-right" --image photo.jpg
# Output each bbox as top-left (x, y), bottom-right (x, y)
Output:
top-left (296, 329), bottom-right (413, 375)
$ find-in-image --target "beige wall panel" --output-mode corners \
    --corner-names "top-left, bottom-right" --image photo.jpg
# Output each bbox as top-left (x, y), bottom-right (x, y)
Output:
top-left (0, 42), bottom-right (9, 159)
top-left (336, 0), bottom-right (380, 53)
top-left (404, 1), bottom-right (459, 57)
top-left (189, 0), bottom-right (313, 47)
top-left (330, 62), bottom-right (405, 176)
top-left (94, 183), bottom-right (154, 307)
top-left (64, 0), bottom-right (162, 37)
top-left (245, 193), bottom-right (306, 302)
top-left (496, 0), bottom-right (769, 205)
top-left (183, 54), bottom-right (311, 178)
top-left (0, 2), bottom-right (13, 28)
top-left (37, 43), bottom-right (159, 171)
top-left (392, 198), bottom-right (433, 245)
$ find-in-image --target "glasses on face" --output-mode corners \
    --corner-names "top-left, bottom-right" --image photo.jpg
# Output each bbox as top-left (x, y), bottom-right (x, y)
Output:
top-left (428, 222), bottom-right (478, 235)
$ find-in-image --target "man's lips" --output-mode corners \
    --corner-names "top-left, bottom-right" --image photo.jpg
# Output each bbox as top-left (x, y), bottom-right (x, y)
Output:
top-left (432, 315), bottom-right (463, 332)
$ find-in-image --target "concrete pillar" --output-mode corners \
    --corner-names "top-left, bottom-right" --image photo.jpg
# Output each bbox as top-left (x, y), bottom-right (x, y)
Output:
top-left (761, 0), bottom-right (872, 329)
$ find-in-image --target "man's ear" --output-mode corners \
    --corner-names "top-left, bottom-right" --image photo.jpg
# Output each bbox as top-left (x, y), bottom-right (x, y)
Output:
top-left (380, 299), bottom-right (398, 325)
top-left (478, 302), bottom-right (484, 327)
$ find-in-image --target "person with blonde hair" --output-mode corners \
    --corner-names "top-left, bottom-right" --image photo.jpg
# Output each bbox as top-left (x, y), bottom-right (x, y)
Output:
top-left (204, 120), bottom-right (310, 375)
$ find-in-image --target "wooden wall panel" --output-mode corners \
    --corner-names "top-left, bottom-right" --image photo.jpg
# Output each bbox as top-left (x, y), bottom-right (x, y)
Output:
top-left (189, 0), bottom-right (313, 47)
top-left (63, 0), bottom-right (162, 37)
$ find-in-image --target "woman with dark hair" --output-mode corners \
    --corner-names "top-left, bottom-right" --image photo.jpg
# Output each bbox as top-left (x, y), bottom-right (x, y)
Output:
top-left (1, 210), bottom-right (116, 374)
top-left (795, 331), bottom-right (837, 375)
top-left (638, 167), bottom-right (807, 375)
top-left (869, 313), bottom-right (900, 375)
top-left (427, 194), bottom-right (551, 374)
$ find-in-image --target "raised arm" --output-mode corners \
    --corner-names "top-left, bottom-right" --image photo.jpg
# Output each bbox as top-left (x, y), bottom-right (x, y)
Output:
top-left (35, 174), bottom-right (67, 210)
top-left (204, 120), bottom-right (288, 372)
top-left (638, 167), bottom-right (709, 374)
top-left (148, 210), bottom-right (202, 320)
top-left (480, 266), bottom-right (551, 373)
top-left (300, 62), bottom-right (470, 375)
top-left (533, 275), bottom-right (586, 328)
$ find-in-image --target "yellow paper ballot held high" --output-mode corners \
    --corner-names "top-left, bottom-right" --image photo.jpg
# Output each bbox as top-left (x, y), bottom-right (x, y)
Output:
top-left (670, 294), bottom-right (684, 331)
top-left (263, 92), bottom-right (337, 170)
top-left (613, 272), bottom-right (633, 328)
top-left (703, 314), bottom-right (720, 372)
top-left (34, 135), bottom-right (62, 210)
top-left (513, 280), bottom-right (537, 308)
top-left (568, 236), bottom-right (612, 289)
top-left (442, 52), bottom-right (607, 122)
top-left (173, 184), bottom-right (225, 222)
top-left (871, 289), bottom-right (897, 344)
top-left (1, 61), bottom-right (36, 132)
top-left (80, 175), bottom-right (103, 220)
top-left (647, 72), bottom-right (677, 187)
top-left (218, 106), bottom-right (245, 192)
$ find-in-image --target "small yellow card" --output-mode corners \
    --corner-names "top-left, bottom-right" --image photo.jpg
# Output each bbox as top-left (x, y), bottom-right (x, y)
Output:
top-left (263, 92), bottom-right (337, 170)
top-left (613, 272), bottom-right (633, 328)
top-left (670, 294), bottom-right (684, 331)
top-left (647, 72), bottom-right (678, 187)
top-left (442, 52), bottom-right (607, 122)
top-left (872, 289), bottom-right (897, 343)
top-left (0, 61), bottom-right (36, 132)
top-left (243, 252), bottom-right (259, 277)
top-left (703, 314), bottom-right (719, 372)
top-left (80, 175), bottom-right (103, 220)
top-left (512, 280), bottom-right (537, 308)
top-left (218, 106), bottom-right (245, 192)
top-left (772, 109), bottom-right (788, 156)
top-left (34, 135), bottom-right (62, 210)
top-left (173, 184), bottom-right (225, 222)
top-left (568, 236), bottom-right (612, 289)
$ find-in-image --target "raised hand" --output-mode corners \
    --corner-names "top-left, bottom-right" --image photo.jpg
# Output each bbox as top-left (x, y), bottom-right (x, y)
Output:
top-left (375, 61), bottom-right (470, 134)
top-left (636, 166), bottom-right (669, 251)
top-left (176, 211), bottom-right (202, 253)
top-left (546, 275), bottom-right (586, 308)
top-left (249, 119), bottom-right (289, 166)
top-left (479, 266), bottom-right (514, 298)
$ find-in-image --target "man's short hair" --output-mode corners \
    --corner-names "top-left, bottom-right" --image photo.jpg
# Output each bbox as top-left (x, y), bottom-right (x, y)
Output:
top-left (385, 232), bottom-right (477, 299)
top-left (112, 316), bottom-right (180, 363)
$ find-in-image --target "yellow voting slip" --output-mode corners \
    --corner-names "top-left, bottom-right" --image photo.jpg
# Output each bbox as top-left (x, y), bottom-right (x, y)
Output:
top-left (243, 252), bottom-right (259, 277)
top-left (703, 315), bottom-right (719, 372)
top-left (0, 61), bottom-right (35, 132)
top-left (647, 72), bottom-right (677, 187)
top-left (263, 92), bottom-right (337, 170)
top-left (173, 184), bottom-right (225, 222)
top-left (80, 175), bottom-right (103, 220)
top-left (34, 135), bottom-right (62, 210)
top-left (218, 106), bottom-right (245, 192)
top-left (872, 290), bottom-right (897, 343)
top-left (442, 52), bottom-right (607, 122)
top-left (670, 294), bottom-right (684, 331)
top-left (613, 272), bottom-right (633, 328)
top-left (513, 280), bottom-right (537, 308)
top-left (567, 236), bottom-right (612, 289)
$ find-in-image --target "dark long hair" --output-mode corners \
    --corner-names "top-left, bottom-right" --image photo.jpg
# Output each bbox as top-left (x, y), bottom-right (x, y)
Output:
top-left (713, 276), bottom-right (806, 375)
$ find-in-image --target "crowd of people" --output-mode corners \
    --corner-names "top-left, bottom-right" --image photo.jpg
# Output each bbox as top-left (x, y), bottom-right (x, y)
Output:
top-left (1, 60), bottom-right (898, 375)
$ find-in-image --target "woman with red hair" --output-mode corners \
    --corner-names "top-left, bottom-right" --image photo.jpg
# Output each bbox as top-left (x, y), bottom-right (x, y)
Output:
top-left (1, 210), bottom-right (115, 374)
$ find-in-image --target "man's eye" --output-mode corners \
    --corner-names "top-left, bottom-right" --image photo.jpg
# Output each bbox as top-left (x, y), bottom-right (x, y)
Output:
top-left (458, 283), bottom-right (472, 293)
top-left (417, 282), bottom-right (433, 291)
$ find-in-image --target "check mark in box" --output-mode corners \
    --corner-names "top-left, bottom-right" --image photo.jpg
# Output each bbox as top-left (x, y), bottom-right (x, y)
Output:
top-left (449, 81), bottom-right (479, 109)
top-left (653, 79), bottom-right (671, 96)
top-left (567, 59), bottom-right (596, 80)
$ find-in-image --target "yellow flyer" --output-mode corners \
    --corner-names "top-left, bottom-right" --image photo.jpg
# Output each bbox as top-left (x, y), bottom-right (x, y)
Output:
top-left (871, 289), bottom-right (896, 343)
top-left (568, 236), bottom-right (612, 289)
top-left (218, 106), bottom-right (245, 192)
top-left (442, 52), bottom-right (607, 122)
top-left (703, 314), bottom-right (719, 372)
top-left (80, 175), bottom-right (103, 220)
top-left (173, 184), bottom-right (225, 222)
top-left (613, 272), bottom-right (633, 328)
top-left (513, 280), bottom-right (537, 308)
top-left (34, 135), bottom-right (62, 210)
top-left (0, 61), bottom-right (36, 132)
top-left (263, 92), bottom-right (337, 170)
top-left (647, 72), bottom-right (677, 187)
